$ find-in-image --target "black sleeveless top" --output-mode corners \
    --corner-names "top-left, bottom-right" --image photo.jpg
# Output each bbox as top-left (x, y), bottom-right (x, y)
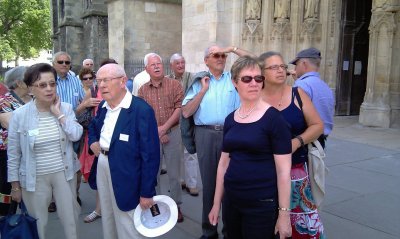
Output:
top-left (280, 87), bottom-right (308, 165)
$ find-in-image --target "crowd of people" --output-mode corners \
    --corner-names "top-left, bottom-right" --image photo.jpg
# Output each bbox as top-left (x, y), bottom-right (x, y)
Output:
top-left (0, 44), bottom-right (334, 239)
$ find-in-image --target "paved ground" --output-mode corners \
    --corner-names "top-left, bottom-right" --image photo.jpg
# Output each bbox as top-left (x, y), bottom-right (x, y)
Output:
top-left (46, 116), bottom-right (400, 239)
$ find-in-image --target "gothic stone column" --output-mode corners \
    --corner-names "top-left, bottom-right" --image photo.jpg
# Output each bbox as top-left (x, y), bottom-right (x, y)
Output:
top-left (359, 0), bottom-right (400, 128)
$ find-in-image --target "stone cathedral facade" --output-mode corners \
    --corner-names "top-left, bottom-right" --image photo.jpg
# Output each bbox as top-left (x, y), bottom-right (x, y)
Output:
top-left (51, 0), bottom-right (399, 128)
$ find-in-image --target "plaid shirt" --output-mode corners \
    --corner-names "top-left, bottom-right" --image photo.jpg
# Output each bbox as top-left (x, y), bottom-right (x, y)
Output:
top-left (138, 77), bottom-right (183, 126)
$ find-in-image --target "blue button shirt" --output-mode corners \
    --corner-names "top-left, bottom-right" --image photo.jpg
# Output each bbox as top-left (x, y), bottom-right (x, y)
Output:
top-left (294, 71), bottom-right (335, 135)
top-left (56, 73), bottom-right (85, 111)
top-left (183, 71), bottom-right (240, 125)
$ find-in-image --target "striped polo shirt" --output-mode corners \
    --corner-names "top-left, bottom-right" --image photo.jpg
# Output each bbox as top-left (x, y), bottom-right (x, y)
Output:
top-left (56, 72), bottom-right (85, 110)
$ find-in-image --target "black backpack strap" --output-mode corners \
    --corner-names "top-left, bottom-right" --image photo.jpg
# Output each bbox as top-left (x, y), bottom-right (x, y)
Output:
top-left (293, 87), bottom-right (303, 110)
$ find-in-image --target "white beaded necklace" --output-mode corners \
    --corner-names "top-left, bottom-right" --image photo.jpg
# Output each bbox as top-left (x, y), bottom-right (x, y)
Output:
top-left (237, 101), bottom-right (259, 119)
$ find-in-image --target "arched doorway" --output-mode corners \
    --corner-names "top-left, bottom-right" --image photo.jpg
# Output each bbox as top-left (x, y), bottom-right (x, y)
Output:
top-left (336, 0), bottom-right (372, 115)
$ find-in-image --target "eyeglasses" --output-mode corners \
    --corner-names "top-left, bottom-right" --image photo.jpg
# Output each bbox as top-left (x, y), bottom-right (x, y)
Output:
top-left (82, 76), bottom-right (94, 81)
top-left (209, 53), bottom-right (227, 59)
top-left (264, 64), bottom-right (288, 71)
top-left (148, 62), bottom-right (162, 69)
top-left (33, 81), bottom-right (57, 89)
top-left (57, 61), bottom-right (71, 65)
top-left (239, 75), bottom-right (265, 83)
top-left (96, 76), bottom-right (123, 84)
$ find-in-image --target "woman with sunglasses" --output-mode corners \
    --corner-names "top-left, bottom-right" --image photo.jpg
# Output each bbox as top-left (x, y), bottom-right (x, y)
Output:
top-left (7, 63), bottom-right (82, 239)
top-left (208, 56), bottom-right (292, 239)
top-left (259, 51), bottom-right (325, 239)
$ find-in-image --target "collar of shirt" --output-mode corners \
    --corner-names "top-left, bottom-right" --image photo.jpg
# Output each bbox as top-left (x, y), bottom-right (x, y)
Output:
top-left (149, 77), bottom-right (165, 88)
top-left (208, 70), bottom-right (228, 80)
top-left (102, 90), bottom-right (132, 111)
top-left (298, 71), bottom-right (320, 80)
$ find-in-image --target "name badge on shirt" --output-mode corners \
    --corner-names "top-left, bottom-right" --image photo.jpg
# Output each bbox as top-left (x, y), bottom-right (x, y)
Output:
top-left (119, 134), bottom-right (129, 142)
top-left (74, 92), bottom-right (79, 96)
top-left (28, 129), bottom-right (39, 136)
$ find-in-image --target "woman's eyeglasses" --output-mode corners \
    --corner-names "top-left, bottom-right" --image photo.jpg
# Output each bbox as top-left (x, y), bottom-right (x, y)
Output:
top-left (33, 81), bottom-right (57, 89)
top-left (57, 61), bottom-right (71, 65)
top-left (82, 77), bottom-right (94, 81)
top-left (239, 75), bottom-right (265, 83)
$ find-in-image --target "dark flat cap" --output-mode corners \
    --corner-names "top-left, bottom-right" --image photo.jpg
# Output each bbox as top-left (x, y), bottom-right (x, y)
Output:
top-left (289, 47), bottom-right (321, 65)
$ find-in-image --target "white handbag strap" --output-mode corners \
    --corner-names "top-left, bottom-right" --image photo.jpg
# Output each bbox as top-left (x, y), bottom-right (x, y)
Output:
top-left (310, 140), bottom-right (326, 158)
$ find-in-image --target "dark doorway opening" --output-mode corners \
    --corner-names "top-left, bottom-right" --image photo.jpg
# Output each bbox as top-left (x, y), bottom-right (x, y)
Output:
top-left (336, 0), bottom-right (372, 115)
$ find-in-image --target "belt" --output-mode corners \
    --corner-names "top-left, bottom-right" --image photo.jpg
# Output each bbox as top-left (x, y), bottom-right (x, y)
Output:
top-left (100, 149), bottom-right (109, 156)
top-left (197, 125), bottom-right (224, 131)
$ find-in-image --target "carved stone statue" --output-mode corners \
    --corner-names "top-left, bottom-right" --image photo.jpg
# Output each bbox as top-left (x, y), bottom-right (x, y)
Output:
top-left (246, 0), bottom-right (262, 20)
top-left (274, 0), bottom-right (290, 19)
top-left (304, 0), bottom-right (320, 19)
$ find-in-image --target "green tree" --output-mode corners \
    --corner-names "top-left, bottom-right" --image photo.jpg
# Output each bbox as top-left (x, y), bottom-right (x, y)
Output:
top-left (0, 0), bottom-right (51, 66)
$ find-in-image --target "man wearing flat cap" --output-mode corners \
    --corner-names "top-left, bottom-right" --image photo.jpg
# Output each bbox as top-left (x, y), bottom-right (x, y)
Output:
top-left (290, 47), bottom-right (335, 148)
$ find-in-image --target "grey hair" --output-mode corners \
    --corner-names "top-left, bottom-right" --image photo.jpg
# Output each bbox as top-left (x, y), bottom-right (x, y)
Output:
top-left (204, 44), bottom-right (219, 58)
top-left (53, 51), bottom-right (71, 62)
top-left (303, 58), bottom-right (321, 68)
top-left (144, 53), bottom-right (162, 67)
top-left (5, 66), bottom-right (27, 90)
top-left (258, 51), bottom-right (284, 69)
top-left (82, 58), bottom-right (93, 65)
top-left (169, 53), bottom-right (184, 64)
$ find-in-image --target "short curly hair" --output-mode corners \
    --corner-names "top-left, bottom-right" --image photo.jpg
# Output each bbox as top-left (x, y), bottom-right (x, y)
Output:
top-left (78, 68), bottom-right (95, 80)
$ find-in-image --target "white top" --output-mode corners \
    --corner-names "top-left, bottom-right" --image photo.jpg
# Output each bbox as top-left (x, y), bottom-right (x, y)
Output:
top-left (35, 112), bottom-right (64, 175)
top-left (132, 70), bottom-right (150, 96)
top-left (99, 90), bottom-right (132, 149)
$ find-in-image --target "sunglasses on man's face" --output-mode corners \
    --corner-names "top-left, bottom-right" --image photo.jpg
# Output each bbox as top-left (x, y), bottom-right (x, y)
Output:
top-left (57, 61), bottom-right (71, 65)
top-left (210, 53), bottom-right (227, 59)
top-left (82, 76), bottom-right (94, 81)
top-left (239, 75), bottom-right (265, 83)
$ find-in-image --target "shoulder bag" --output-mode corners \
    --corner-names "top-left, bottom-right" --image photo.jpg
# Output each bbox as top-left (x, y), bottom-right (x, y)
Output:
top-left (0, 201), bottom-right (39, 239)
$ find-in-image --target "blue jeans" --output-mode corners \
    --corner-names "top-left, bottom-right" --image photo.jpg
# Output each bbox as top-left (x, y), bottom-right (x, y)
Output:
top-left (222, 196), bottom-right (278, 239)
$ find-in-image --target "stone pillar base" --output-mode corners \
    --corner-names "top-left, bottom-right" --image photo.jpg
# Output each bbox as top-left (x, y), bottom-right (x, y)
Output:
top-left (390, 109), bottom-right (400, 128)
top-left (359, 103), bottom-right (391, 128)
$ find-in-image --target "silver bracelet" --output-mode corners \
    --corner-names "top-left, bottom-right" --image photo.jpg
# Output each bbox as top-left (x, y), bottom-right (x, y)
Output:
top-left (57, 114), bottom-right (65, 120)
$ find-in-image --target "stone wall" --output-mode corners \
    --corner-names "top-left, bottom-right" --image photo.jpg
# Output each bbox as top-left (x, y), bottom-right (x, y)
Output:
top-left (107, 0), bottom-right (182, 75)
top-left (359, 0), bottom-right (400, 127)
top-left (182, 0), bottom-right (341, 91)
top-left (51, 0), bottom-right (109, 72)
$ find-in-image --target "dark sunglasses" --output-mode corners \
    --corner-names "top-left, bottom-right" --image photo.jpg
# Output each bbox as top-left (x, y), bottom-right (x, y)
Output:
top-left (34, 81), bottom-right (57, 89)
top-left (57, 61), bottom-right (71, 65)
top-left (239, 75), bottom-right (265, 83)
top-left (82, 76), bottom-right (94, 81)
top-left (210, 53), bottom-right (227, 59)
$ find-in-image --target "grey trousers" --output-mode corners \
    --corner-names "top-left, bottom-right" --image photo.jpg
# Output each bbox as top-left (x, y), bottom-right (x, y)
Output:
top-left (195, 126), bottom-right (224, 237)
top-left (156, 126), bottom-right (183, 205)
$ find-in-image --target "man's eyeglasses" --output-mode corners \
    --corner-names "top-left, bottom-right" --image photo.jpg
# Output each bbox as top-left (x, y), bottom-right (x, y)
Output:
top-left (96, 76), bottom-right (124, 84)
top-left (209, 53), bottom-right (227, 59)
top-left (239, 75), bottom-right (265, 83)
top-left (264, 64), bottom-right (288, 71)
top-left (33, 81), bottom-right (57, 89)
top-left (82, 76), bottom-right (94, 81)
top-left (57, 61), bottom-right (71, 65)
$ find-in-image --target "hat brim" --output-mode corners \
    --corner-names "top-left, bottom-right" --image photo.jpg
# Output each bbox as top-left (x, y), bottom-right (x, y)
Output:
top-left (289, 58), bottom-right (299, 65)
top-left (133, 195), bottom-right (178, 238)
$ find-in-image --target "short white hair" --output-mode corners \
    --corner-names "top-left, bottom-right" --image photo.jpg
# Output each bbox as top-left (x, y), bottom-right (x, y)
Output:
top-left (169, 53), bottom-right (184, 64)
top-left (144, 53), bottom-right (162, 67)
top-left (82, 58), bottom-right (94, 65)
top-left (53, 51), bottom-right (71, 62)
